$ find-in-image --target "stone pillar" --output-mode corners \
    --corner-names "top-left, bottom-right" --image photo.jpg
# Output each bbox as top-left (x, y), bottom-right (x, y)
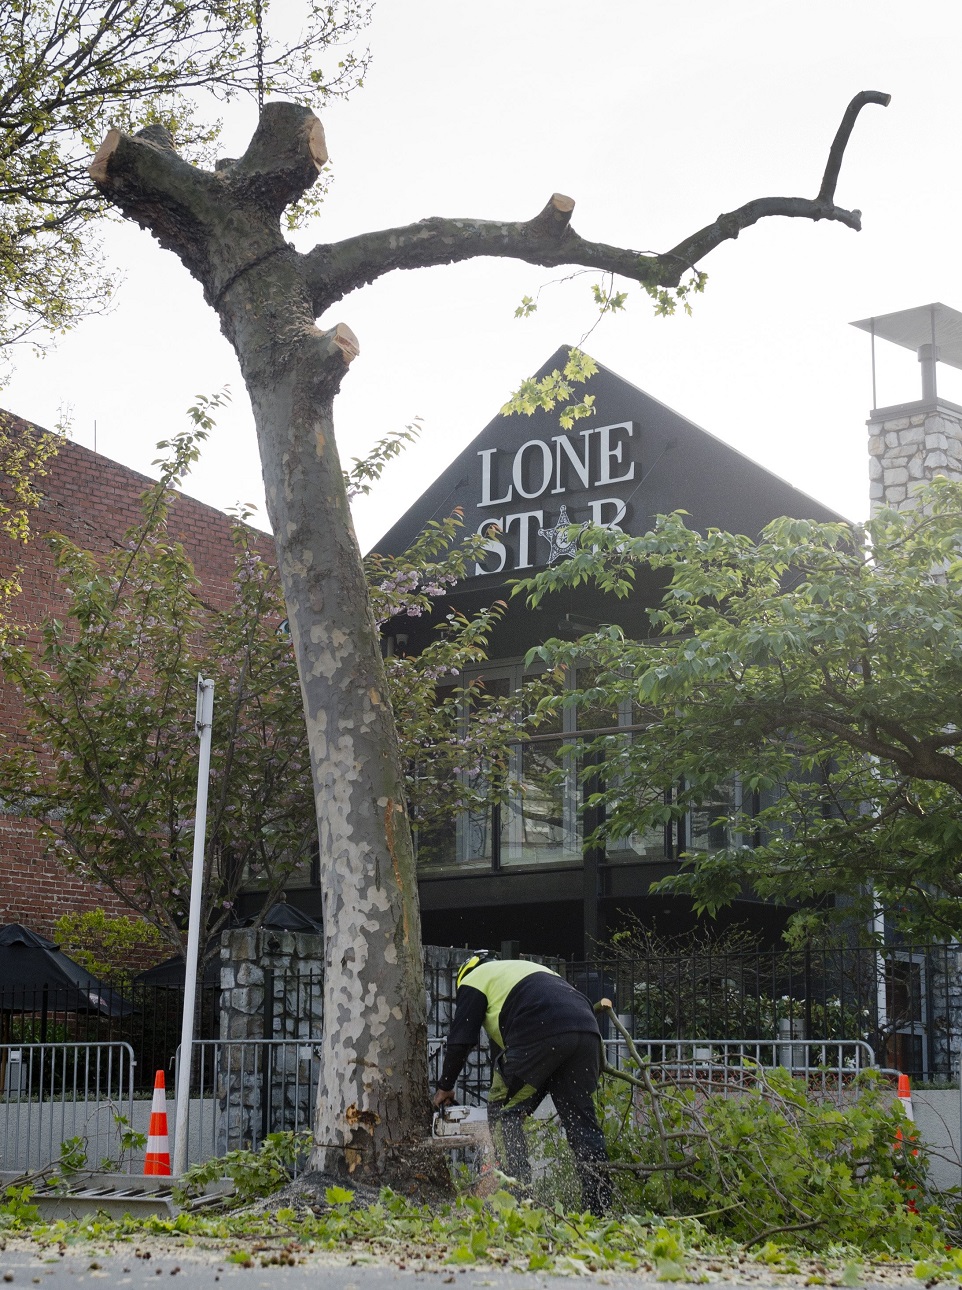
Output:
top-left (216, 927), bottom-right (324, 1152)
top-left (868, 401), bottom-right (962, 515)
top-left (219, 927), bottom-right (324, 1039)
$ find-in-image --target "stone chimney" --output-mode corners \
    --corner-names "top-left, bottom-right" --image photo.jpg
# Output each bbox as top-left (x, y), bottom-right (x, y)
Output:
top-left (851, 303), bottom-right (962, 515)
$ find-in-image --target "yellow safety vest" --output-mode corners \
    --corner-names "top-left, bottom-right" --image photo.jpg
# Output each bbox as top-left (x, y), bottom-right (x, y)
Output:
top-left (462, 960), bottom-right (556, 1049)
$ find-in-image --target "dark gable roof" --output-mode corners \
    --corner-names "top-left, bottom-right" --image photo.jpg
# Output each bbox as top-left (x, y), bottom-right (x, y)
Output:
top-left (372, 345), bottom-right (845, 573)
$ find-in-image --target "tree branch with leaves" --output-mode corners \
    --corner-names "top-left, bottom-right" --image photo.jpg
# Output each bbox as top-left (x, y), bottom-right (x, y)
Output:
top-left (0, 0), bottom-right (371, 356)
top-left (0, 410), bottom-right (545, 959)
top-left (521, 480), bottom-right (962, 941)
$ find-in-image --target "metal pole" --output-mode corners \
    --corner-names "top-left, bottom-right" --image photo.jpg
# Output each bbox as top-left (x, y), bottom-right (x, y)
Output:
top-left (956, 947), bottom-right (962, 1190)
top-left (260, 968), bottom-right (274, 1144)
top-left (172, 675), bottom-right (215, 1177)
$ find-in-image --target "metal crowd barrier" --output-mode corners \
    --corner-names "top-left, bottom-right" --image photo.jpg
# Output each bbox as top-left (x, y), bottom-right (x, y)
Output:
top-left (3, 1034), bottom-right (888, 1174)
top-left (0, 1041), bottom-right (136, 1173)
top-left (430, 1035), bottom-right (882, 1113)
top-left (174, 1038), bottom-right (321, 1171)
top-left (603, 1036), bottom-right (882, 1101)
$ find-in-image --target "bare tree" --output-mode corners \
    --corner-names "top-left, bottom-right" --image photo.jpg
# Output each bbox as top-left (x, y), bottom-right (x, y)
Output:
top-left (88, 89), bottom-right (888, 1187)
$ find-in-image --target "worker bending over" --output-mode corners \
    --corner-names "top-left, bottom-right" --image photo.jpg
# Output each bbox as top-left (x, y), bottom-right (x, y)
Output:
top-left (433, 951), bottom-right (611, 1216)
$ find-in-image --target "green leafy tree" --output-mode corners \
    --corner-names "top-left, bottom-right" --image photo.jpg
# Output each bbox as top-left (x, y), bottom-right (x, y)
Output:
top-left (52, 909), bottom-right (166, 981)
top-left (0, 413), bottom-right (61, 626)
top-left (0, 404), bottom-right (317, 948)
top-left (0, 410), bottom-right (542, 952)
top-left (0, 0), bottom-right (370, 354)
top-left (522, 479), bottom-right (962, 942)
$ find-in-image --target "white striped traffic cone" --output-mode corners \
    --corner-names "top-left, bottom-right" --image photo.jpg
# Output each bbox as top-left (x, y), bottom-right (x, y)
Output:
top-left (897, 1072), bottom-right (914, 1121)
top-left (894, 1072), bottom-right (919, 1212)
top-left (144, 1069), bottom-right (172, 1176)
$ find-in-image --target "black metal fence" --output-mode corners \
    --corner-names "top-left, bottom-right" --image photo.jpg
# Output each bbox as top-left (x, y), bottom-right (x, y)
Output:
top-left (2, 941), bottom-right (958, 1102)
top-left (0, 982), bottom-right (220, 1094)
top-left (563, 942), bottom-right (961, 1083)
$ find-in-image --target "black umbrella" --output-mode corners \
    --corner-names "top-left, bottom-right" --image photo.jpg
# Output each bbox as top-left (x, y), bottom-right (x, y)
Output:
top-left (134, 900), bottom-right (321, 987)
top-left (252, 900), bottom-right (322, 934)
top-left (135, 950), bottom-right (220, 988)
top-left (0, 923), bottom-right (130, 1019)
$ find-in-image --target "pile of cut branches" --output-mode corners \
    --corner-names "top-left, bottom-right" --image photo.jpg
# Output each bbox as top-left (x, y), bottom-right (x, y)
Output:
top-left (581, 1012), bottom-right (944, 1251)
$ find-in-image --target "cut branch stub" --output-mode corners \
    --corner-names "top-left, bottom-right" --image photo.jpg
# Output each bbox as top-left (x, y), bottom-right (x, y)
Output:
top-left (89, 126), bottom-right (226, 285)
top-left (332, 323), bottom-right (360, 365)
top-left (89, 122), bottom-right (300, 317)
top-left (220, 102), bottom-right (329, 215)
top-left (300, 324), bottom-right (363, 404)
top-left (528, 193), bottom-right (575, 240)
top-left (89, 130), bottom-right (122, 185)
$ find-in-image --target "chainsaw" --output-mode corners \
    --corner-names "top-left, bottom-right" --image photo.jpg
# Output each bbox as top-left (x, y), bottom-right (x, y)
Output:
top-left (431, 1103), bottom-right (489, 1139)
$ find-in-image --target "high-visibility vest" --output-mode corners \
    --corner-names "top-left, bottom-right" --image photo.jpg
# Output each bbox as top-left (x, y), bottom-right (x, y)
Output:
top-left (460, 960), bottom-right (556, 1049)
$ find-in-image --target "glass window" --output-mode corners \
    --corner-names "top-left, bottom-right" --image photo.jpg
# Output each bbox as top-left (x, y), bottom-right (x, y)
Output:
top-left (413, 658), bottom-right (675, 871)
top-left (606, 808), bottom-right (669, 862)
top-left (413, 660), bottom-right (584, 870)
top-left (501, 731), bottom-right (581, 866)
top-left (457, 671), bottom-right (513, 868)
top-left (572, 680), bottom-right (671, 865)
top-left (686, 779), bottom-right (744, 852)
top-left (412, 815), bottom-right (458, 871)
top-left (886, 957), bottom-right (924, 1024)
top-left (499, 664), bottom-right (581, 867)
top-left (882, 955), bottom-right (927, 1081)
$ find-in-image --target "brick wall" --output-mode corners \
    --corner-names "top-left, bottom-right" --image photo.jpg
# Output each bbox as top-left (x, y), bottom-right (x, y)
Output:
top-left (0, 412), bottom-right (277, 940)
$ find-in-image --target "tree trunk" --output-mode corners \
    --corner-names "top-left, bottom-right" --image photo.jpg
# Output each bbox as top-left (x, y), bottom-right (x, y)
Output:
top-left (90, 109), bottom-right (438, 1187)
top-left (241, 338), bottom-right (433, 1182)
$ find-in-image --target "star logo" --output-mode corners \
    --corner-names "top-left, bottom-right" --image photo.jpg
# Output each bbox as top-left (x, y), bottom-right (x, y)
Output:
top-left (539, 505), bottom-right (588, 564)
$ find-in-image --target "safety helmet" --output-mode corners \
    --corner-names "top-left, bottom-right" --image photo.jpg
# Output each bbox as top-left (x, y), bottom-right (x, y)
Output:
top-left (456, 949), bottom-right (497, 990)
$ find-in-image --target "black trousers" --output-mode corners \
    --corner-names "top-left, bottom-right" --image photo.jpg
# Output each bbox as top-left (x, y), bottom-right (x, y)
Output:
top-left (487, 1030), bottom-right (611, 1216)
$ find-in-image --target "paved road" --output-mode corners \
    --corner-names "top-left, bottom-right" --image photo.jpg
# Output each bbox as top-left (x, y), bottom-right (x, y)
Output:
top-left (0, 1255), bottom-right (588, 1289)
top-left (0, 1247), bottom-right (918, 1290)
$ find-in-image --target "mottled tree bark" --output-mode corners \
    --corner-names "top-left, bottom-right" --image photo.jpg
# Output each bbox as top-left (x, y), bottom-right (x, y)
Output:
top-left (89, 90), bottom-right (887, 1185)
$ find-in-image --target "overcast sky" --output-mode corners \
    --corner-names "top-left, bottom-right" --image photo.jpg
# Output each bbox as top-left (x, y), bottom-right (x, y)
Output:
top-left (4, 0), bottom-right (962, 551)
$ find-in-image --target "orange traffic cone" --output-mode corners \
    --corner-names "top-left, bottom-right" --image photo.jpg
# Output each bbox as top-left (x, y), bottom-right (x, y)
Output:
top-left (894, 1073), bottom-right (919, 1212)
top-left (897, 1072), bottom-right (914, 1122)
top-left (144, 1069), bottom-right (172, 1176)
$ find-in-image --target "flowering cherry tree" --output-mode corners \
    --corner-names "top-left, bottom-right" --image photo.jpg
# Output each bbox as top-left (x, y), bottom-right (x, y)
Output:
top-left (0, 416), bottom-right (535, 955)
